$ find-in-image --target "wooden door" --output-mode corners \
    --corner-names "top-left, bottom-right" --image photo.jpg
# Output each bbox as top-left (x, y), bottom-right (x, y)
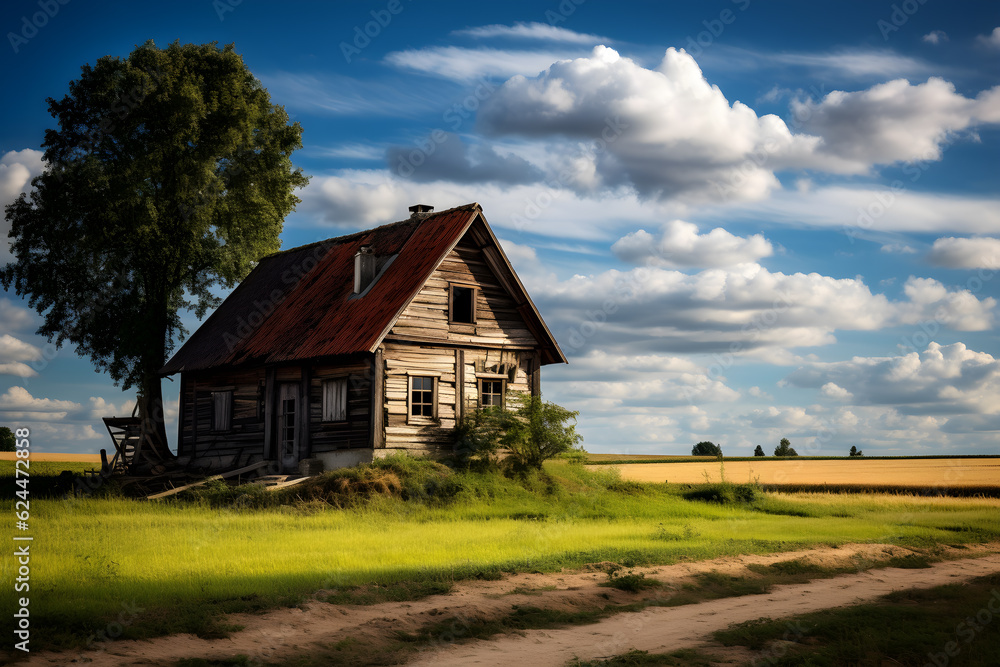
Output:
top-left (278, 383), bottom-right (299, 472)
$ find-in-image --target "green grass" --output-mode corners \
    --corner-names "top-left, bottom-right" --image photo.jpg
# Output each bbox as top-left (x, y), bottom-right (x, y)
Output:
top-left (570, 648), bottom-right (718, 666)
top-left (712, 572), bottom-right (1000, 666)
top-left (1, 455), bottom-right (998, 654)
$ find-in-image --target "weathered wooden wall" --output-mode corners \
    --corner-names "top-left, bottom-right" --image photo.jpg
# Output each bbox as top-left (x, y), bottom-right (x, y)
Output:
top-left (380, 234), bottom-right (540, 453)
top-left (179, 366), bottom-right (269, 466)
top-left (180, 360), bottom-right (375, 467)
top-left (387, 236), bottom-right (539, 349)
top-left (309, 361), bottom-right (372, 453)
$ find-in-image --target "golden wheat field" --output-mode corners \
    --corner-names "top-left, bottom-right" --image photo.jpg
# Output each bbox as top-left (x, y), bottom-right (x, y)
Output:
top-left (0, 451), bottom-right (102, 462)
top-left (606, 458), bottom-right (1000, 489)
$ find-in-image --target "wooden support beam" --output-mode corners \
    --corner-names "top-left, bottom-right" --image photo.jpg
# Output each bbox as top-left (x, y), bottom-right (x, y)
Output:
top-left (145, 461), bottom-right (268, 500)
top-left (300, 365), bottom-right (312, 460)
top-left (371, 348), bottom-right (385, 449)
top-left (263, 366), bottom-right (276, 462)
top-left (456, 349), bottom-right (465, 424)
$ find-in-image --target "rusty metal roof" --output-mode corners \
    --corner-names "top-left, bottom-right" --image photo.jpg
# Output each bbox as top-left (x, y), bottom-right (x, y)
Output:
top-left (161, 203), bottom-right (565, 374)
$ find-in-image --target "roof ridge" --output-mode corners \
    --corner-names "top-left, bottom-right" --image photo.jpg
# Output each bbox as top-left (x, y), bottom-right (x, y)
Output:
top-left (264, 202), bottom-right (480, 259)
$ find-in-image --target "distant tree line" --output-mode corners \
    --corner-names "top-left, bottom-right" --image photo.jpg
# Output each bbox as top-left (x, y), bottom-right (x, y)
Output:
top-left (695, 438), bottom-right (865, 458)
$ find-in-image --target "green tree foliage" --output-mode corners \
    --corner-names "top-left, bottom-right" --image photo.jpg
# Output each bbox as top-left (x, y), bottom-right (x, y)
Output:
top-left (692, 441), bottom-right (722, 457)
top-left (849, 445), bottom-right (864, 457)
top-left (2, 41), bottom-right (308, 448)
top-left (753, 445), bottom-right (765, 457)
top-left (454, 393), bottom-right (582, 471)
top-left (0, 427), bottom-right (14, 452)
top-left (774, 438), bottom-right (799, 457)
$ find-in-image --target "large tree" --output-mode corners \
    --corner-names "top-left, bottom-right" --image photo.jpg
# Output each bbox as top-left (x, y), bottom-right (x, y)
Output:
top-left (692, 441), bottom-right (722, 457)
top-left (774, 438), bottom-right (798, 457)
top-left (2, 41), bottom-right (308, 452)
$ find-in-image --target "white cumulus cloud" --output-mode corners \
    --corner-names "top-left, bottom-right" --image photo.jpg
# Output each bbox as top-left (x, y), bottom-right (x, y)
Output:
top-left (612, 220), bottom-right (773, 268)
top-left (530, 261), bottom-right (995, 361)
top-left (479, 46), bottom-right (817, 202)
top-left (0, 334), bottom-right (43, 377)
top-left (0, 386), bottom-right (80, 420)
top-left (922, 30), bottom-right (948, 44)
top-left (976, 27), bottom-right (1000, 49)
top-left (786, 342), bottom-right (1000, 417)
top-left (927, 237), bottom-right (1000, 269)
top-left (791, 77), bottom-right (1000, 171)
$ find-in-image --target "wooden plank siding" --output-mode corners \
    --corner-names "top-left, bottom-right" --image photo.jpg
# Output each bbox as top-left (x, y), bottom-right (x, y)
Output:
top-left (386, 237), bottom-right (539, 350)
top-left (180, 360), bottom-right (375, 467)
top-left (382, 342), bottom-right (456, 452)
top-left (308, 361), bottom-right (372, 452)
top-left (382, 343), bottom-right (534, 452)
top-left (179, 366), bottom-right (268, 467)
top-left (380, 234), bottom-right (542, 453)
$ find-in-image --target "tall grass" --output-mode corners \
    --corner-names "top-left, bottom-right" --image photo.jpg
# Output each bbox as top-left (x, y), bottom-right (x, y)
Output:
top-left (2, 456), bottom-right (998, 650)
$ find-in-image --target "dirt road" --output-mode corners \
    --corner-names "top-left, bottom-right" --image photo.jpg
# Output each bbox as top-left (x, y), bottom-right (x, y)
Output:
top-left (18, 543), bottom-right (1000, 666)
top-left (410, 550), bottom-right (1000, 666)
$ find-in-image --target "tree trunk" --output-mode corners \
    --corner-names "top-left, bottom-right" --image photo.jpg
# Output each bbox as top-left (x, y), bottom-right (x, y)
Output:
top-left (136, 308), bottom-right (173, 463)
top-left (138, 372), bottom-right (171, 459)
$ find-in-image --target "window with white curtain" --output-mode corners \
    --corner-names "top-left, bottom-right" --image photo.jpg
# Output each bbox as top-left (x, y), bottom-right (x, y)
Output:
top-left (322, 378), bottom-right (348, 422)
top-left (211, 390), bottom-right (232, 431)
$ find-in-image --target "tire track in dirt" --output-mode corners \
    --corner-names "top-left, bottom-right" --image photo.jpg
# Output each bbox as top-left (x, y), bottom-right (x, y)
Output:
top-left (409, 552), bottom-right (1000, 666)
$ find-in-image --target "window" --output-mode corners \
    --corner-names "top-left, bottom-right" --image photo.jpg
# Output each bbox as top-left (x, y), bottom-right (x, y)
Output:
top-left (212, 390), bottom-right (233, 431)
top-left (409, 376), bottom-right (436, 419)
top-left (449, 284), bottom-right (477, 324)
top-left (479, 379), bottom-right (505, 407)
top-left (322, 378), bottom-right (348, 422)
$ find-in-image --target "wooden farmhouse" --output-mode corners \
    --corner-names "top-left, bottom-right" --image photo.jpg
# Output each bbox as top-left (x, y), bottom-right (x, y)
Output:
top-left (159, 203), bottom-right (566, 472)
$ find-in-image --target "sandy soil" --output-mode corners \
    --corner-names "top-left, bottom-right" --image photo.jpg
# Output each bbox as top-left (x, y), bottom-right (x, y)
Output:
top-left (18, 542), bottom-right (1000, 667)
top-left (609, 457), bottom-right (1000, 487)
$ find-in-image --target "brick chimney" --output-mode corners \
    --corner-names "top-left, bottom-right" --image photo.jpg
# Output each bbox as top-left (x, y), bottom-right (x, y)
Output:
top-left (354, 245), bottom-right (376, 294)
top-left (409, 204), bottom-right (434, 218)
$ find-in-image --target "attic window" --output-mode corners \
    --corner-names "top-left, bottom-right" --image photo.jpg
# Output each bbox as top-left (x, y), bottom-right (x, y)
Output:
top-left (449, 284), bottom-right (477, 324)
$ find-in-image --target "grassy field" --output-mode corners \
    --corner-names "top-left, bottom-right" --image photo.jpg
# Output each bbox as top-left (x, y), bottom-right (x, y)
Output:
top-left (2, 455), bottom-right (999, 655)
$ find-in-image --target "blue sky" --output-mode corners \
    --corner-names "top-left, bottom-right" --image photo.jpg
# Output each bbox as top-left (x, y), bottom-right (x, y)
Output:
top-left (1, 0), bottom-right (999, 455)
